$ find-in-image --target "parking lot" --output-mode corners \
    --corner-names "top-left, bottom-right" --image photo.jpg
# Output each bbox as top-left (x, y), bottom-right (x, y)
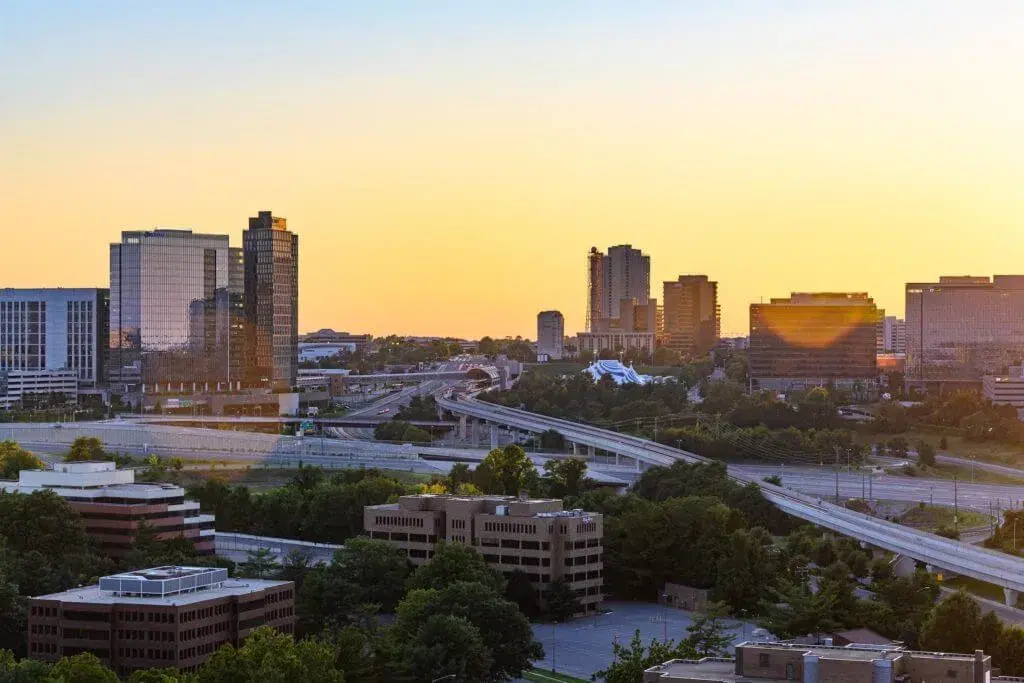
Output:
top-left (529, 601), bottom-right (759, 680)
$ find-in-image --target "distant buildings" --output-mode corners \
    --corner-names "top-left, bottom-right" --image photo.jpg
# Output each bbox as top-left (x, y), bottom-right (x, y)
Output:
top-left (662, 275), bottom-right (720, 357)
top-left (0, 461), bottom-right (214, 558)
top-left (983, 366), bottom-right (1024, 407)
top-left (365, 494), bottom-right (604, 614)
top-left (298, 329), bottom-right (372, 361)
top-left (576, 330), bottom-right (656, 358)
top-left (749, 293), bottom-right (879, 393)
top-left (881, 315), bottom-right (906, 354)
top-left (586, 245), bottom-right (651, 332)
top-left (0, 289), bottom-right (110, 409)
top-left (906, 276), bottom-right (1024, 387)
top-left (28, 566), bottom-right (294, 677)
top-left (108, 229), bottom-right (241, 395)
top-left (244, 211), bottom-right (299, 390)
top-left (536, 311), bottom-right (565, 361)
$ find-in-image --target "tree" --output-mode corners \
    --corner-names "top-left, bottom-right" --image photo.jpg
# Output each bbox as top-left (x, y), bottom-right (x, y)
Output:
top-left (939, 436), bottom-right (949, 450)
top-left (197, 626), bottom-right (345, 683)
top-left (917, 440), bottom-right (936, 468)
top-left (479, 445), bottom-right (536, 496)
top-left (128, 669), bottom-right (189, 683)
top-left (979, 611), bottom-right (1004, 661)
top-left (543, 458), bottom-right (588, 498)
top-left (686, 601), bottom-right (732, 657)
top-left (64, 436), bottom-right (107, 462)
top-left (448, 463), bottom-right (473, 487)
top-left (395, 582), bottom-right (543, 681)
top-left (539, 429), bottom-right (566, 451)
top-left (0, 442), bottom-right (43, 479)
top-left (238, 548), bottom-right (278, 579)
top-left (919, 590), bottom-right (981, 654)
top-left (505, 570), bottom-right (540, 620)
top-left (298, 538), bottom-right (409, 634)
top-left (997, 627), bottom-right (1024, 676)
top-left (887, 436), bottom-right (910, 460)
top-left (49, 652), bottom-right (119, 682)
top-left (713, 527), bottom-right (775, 614)
top-left (544, 579), bottom-right (581, 622)
top-left (406, 543), bottom-right (503, 593)
top-left (592, 630), bottom-right (697, 683)
top-left (402, 614), bottom-right (493, 683)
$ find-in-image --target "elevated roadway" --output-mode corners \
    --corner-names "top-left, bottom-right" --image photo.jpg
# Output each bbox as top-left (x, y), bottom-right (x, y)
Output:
top-left (438, 395), bottom-right (1024, 604)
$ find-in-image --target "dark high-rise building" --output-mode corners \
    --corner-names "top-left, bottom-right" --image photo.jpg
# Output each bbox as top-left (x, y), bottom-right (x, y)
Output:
top-left (109, 229), bottom-right (242, 394)
top-left (749, 292), bottom-right (879, 393)
top-left (586, 245), bottom-right (650, 331)
top-left (243, 211), bottom-right (298, 390)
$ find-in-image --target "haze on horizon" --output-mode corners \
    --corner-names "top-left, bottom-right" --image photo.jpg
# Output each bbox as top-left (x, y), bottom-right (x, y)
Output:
top-left (3, 0), bottom-right (1024, 340)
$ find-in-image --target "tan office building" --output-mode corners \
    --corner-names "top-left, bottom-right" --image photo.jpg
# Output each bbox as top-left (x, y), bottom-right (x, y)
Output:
top-left (643, 641), bottom-right (991, 683)
top-left (663, 276), bottom-right (720, 357)
top-left (365, 494), bottom-right (603, 613)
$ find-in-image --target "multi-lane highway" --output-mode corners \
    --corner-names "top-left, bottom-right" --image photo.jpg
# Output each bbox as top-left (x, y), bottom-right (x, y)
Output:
top-left (437, 394), bottom-right (1024, 602)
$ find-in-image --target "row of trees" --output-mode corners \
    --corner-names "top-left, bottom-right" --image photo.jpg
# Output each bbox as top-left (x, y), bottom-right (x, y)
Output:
top-left (872, 390), bottom-right (1024, 445)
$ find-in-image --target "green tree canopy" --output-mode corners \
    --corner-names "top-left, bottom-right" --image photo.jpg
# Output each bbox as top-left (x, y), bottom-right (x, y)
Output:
top-left (919, 590), bottom-right (982, 654)
top-left (0, 443), bottom-right (43, 480)
top-left (479, 445), bottom-right (536, 496)
top-left (64, 437), bottom-right (107, 462)
top-left (406, 543), bottom-right (503, 593)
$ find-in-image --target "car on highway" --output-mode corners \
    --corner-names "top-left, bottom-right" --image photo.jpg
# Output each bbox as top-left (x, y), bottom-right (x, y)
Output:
top-left (377, 408), bottom-right (391, 415)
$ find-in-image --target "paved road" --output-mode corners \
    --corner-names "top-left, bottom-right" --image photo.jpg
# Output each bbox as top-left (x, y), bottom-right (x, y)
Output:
top-left (738, 464), bottom-right (1021, 513)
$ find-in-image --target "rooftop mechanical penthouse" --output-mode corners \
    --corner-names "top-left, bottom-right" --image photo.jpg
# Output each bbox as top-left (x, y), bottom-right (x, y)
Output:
top-left (28, 566), bottom-right (294, 678)
top-left (365, 494), bottom-right (604, 614)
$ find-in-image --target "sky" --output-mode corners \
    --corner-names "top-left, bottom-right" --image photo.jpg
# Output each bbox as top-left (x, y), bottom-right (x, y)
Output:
top-left (4, 1), bottom-right (1024, 339)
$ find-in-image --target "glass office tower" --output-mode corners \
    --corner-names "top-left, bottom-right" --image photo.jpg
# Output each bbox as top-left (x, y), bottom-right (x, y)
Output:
top-left (906, 275), bottom-right (1024, 384)
top-left (243, 211), bottom-right (298, 390)
top-left (109, 229), bottom-right (239, 393)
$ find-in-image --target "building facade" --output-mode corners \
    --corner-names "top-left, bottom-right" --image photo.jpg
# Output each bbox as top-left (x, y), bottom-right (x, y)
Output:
top-left (0, 289), bottom-right (109, 388)
top-left (109, 229), bottom-right (243, 394)
top-left (28, 566), bottom-right (294, 678)
top-left (906, 276), bottom-right (1024, 385)
top-left (586, 245), bottom-right (650, 331)
top-left (0, 462), bottom-right (214, 558)
top-left (662, 276), bottom-right (720, 357)
top-left (749, 293), bottom-right (879, 392)
top-left (244, 211), bottom-right (298, 390)
top-left (536, 311), bottom-right (565, 361)
top-left (983, 366), bottom-right (1024, 407)
top-left (365, 494), bottom-right (603, 613)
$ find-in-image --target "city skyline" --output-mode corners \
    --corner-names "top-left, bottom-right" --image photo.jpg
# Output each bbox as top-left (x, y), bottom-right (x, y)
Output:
top-left (7, 2), bottom-right (1024, 339)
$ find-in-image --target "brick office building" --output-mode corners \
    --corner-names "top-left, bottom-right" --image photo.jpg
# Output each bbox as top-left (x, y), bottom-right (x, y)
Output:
top-left (0, 462), bottom-right (214, 558)
top-left (365, 494), bottom-right (603, 613)
top-left (28, 566), bottom-right (294, 678)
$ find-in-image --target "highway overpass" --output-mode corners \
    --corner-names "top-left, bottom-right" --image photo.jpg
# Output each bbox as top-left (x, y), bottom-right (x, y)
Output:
top-left (438, 395), bottom-right (1024, 604)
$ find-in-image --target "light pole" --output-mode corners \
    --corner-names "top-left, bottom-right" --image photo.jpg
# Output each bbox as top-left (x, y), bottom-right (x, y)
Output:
top-left (661, 592), bottom-right (669, 642)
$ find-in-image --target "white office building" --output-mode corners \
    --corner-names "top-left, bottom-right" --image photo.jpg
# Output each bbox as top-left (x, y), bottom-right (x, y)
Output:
top-left (536, 311), bottom-right (565, 361)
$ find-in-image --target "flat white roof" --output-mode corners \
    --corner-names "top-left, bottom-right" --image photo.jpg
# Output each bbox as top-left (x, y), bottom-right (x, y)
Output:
top-left (35, 565), bottom-right (289, 606)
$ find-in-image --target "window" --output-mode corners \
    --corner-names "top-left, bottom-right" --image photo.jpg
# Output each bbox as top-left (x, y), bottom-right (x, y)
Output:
top-left (758, 654), bottom-right (770, 667)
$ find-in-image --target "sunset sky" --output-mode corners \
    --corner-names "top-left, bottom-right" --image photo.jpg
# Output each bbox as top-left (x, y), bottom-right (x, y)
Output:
top-left (4, 1), bottom-right (1024, 339)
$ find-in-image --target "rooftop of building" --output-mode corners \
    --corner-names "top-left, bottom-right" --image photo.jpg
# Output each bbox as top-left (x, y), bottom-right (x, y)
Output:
top-left (763, 292), bottom-right (876, 306)
top-left (645, 642), bottom-right (987, 682)
top-left (0, 462), bottom-right (188, 499)
top-left (369, 494), bottom-right (598, 519)
top-left (33, 566), bottom-right (289, 606)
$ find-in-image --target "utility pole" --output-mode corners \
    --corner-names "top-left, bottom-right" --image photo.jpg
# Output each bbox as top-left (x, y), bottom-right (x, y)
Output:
top-left (834, 447), bottom-right (840, 503)
top-left (953, 476), bottom-right (959, 524)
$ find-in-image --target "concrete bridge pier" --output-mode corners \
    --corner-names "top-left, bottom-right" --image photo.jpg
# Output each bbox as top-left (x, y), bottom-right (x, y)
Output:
top-left (615, 452), bottom-right (621, 466)
top-left (1005, 588), bottom-right (1020, 606)
top-left (587, 445), bottom-right (596, 461)
top-left (458, 415), bottom-right (467, 439)
top-left (571, 442), bottom-right (579, 456)
top-left (489, 424), bottom-right (500, 449)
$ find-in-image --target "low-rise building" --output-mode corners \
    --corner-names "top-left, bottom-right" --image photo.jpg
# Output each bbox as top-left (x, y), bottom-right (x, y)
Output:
top-left (576, 330), bottom-right (656, 358)
top-left (983, 366), bottom-right (1024, 407)
top-left (364, 494), bottom-right (603, 614)
top-left (0, 462), bottom-right (214, 558)
top-left (0, 368), bottom-right (79, 410)
top-left (28, 565), bottom-right (294, 678)
top-left (643, 641), bottom-right (991, 683)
